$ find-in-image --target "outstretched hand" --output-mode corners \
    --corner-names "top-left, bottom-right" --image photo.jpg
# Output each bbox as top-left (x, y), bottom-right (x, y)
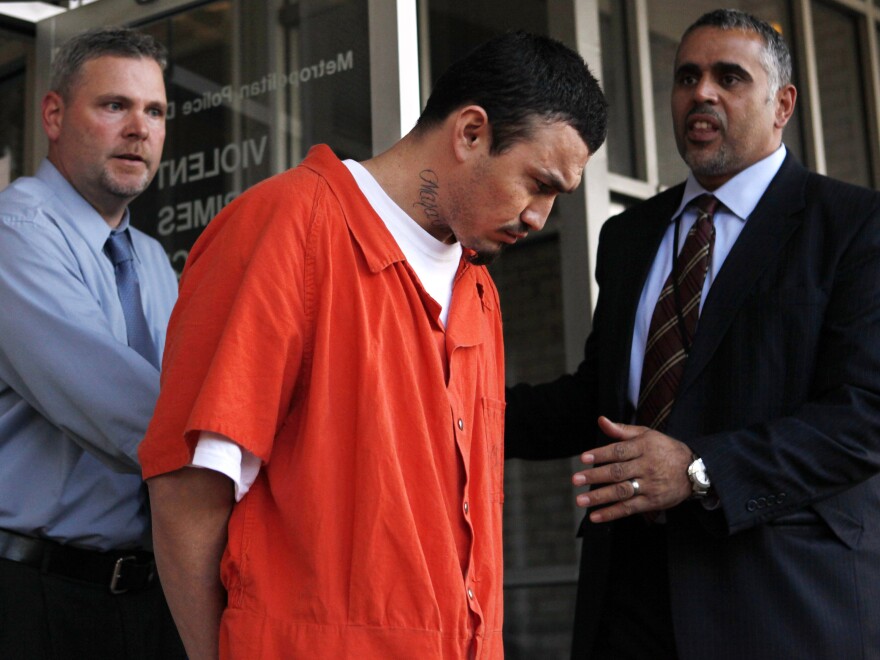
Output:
top-left (572, 416), bottom-right (694, 522)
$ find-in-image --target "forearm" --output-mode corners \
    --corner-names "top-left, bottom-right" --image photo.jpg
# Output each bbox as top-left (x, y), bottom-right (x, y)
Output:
top-left (505, 280), bottom-right (606, 461)
top-left (689, 397), bottom-right (880, 534)
top-left (505, 376), bottom-right (593, 460)
top-left (0, 226), bottom-right (163, 471)
top-left (149, 467), bottom-right (234, 660)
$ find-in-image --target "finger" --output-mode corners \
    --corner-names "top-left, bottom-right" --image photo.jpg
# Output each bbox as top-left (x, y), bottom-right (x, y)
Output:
top-left (580, 439), bottom-right (641, 466)
top-left (575, 480), bottom-right (638, 507)
top-left (576, 492), bottom-right (646, 522)
top-left (597, 416), bottom-right (645, 440)
top-left (573, 461), bottom-right (634, 486)
top-left (588, 501), bottom-right (643, 523)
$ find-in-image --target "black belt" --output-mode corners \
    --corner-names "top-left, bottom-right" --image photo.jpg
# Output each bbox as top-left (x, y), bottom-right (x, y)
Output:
top-left (0, 528), bottom-right (157, 594)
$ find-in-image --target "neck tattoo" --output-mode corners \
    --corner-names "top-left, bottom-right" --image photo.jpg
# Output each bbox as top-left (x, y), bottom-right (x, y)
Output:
top-left (413, 169), bottom-right (440, 223)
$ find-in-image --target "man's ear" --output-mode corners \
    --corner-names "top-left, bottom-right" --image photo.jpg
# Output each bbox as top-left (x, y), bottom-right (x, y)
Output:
top-left (42, 91), bottom-right (64, 142)
top-left (774, 84), bottom-right (797, 129)
top-left (451, 105), bottom-right (491, 162)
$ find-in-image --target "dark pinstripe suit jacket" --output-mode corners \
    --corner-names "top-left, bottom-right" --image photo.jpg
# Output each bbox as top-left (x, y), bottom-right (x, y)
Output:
top-left (506, 154), bottom-right (880, 659)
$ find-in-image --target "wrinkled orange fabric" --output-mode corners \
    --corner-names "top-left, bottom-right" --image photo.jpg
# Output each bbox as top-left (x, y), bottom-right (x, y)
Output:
top-left (140, 145), bottom-right (506, 659)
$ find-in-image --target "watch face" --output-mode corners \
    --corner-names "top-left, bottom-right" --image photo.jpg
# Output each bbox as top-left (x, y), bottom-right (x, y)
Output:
top-left (693, 471), bottom-right (710, 489)
top-left (689, 458), bottom-right (711, 491)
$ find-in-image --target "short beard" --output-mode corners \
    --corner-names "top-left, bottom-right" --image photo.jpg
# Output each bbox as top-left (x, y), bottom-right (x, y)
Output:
top-left (684, 146), bottom-right (730, 181)
top-left (99, 168), bottom-right (150, 199)
top-left (466, 244), bottom-right (504, 266)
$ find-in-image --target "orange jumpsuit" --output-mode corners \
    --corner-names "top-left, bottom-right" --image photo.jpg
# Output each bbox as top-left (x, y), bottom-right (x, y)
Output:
top-left (140, 145), bottom-right (506, 659)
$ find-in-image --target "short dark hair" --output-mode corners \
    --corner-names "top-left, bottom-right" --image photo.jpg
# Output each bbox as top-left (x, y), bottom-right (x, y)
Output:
top-left (682, 9), bottom-right (792, 95)
top-left (416, 31), bottom-right (608, 155)
top-left (50, 26), bottom-right (167, 101)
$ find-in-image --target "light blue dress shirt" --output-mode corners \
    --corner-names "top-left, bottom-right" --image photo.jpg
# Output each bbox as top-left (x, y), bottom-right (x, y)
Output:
top-left (627, 146), bottom-right (787, 412)
top-left (0, 160), bottom-right (178, 551)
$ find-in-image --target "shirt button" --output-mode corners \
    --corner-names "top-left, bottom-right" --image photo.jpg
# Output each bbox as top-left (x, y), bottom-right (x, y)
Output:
top-left (458, 418), bottom-right (464, 430)
top-left (463, 502), bottom-right (469, 515)
top-left (467, 588), bottom-right (474, 600)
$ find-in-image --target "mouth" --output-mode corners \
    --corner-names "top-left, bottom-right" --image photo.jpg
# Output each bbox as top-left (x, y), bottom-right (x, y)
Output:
top-left (113, 153), bottom-right (147, 166)
top-left (501, 229), bottom-right (528, 245)
top-left (685, 110), bottom-right (722, 143)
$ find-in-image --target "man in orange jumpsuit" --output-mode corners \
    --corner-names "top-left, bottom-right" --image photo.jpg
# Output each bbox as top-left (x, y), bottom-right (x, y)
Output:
top-left (140, 31), bottom-right (607, 659)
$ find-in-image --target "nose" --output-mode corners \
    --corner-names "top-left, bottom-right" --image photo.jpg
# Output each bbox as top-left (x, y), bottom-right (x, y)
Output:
top-left (693, 76), bottom-right (718, 103)
top-left (124, 111), bottom-right (150, 139)
top-left (520, 196), bottom-right (555, 232)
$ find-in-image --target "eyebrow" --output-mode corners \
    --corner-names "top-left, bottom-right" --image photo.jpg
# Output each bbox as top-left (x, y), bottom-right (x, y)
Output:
top-left (96, 93), bottom-right (168, 109)
top-left (714, 61), bottom-right (754, 81)
top-left (675, 61), bottom-right (754, 82)
top-left (540, 170), bottom-right (580, 195)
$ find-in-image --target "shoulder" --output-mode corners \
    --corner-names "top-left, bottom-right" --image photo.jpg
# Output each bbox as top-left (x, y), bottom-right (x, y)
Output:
top-left (242, 145), bottom-right (352, 212)
top-left (0, 177), bottom-right (71, 260)
top-left (219, 163), bottom-right (332, 232)
top-left (764, 155), bottom-right (880, 223)
top-left (197, 147), bottom-right (360, 252)
top-left (600, 184), bottom-right (684, 241)
top-left (178, 163), bottom-right (342, 301)
top-left (802, 171), bottom-right (880, 217)
top-left (776, 167), bottom-right (880, 251)
top-left (188, 165), bottom-right (330, 262)
top-left (244, 161), bottom-right (328, 205)
top-left (0, 176), bottom-right (54, 226)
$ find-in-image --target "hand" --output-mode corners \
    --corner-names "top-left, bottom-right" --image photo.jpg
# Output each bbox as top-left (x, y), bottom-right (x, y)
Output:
top-left (572, 416), bottom-right (694, 522)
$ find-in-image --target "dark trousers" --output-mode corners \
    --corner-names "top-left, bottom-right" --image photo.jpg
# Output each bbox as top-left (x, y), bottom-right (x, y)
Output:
top-left (0, 557), bottom-right (186, 660)
top-left (588, 517), bottom-right (678, 660)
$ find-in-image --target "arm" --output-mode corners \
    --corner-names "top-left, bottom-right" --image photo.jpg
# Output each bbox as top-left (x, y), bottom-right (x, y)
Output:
top-left (504, 221), bottom-right (613, 461)
top-left (149, 467), bottom-right (234, 660)
top-left (690, 188), bottom-right (880, 534)
top-left (505, 354), bottom-right (598, 460)
top-left (0, 214), bottom-right (173, 471)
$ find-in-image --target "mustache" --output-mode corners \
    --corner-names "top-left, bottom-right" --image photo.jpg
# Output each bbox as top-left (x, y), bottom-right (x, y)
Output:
top-left (687, 104), bottom-right (723, 123)
top-left (501, 221), bottom-right (530, 235)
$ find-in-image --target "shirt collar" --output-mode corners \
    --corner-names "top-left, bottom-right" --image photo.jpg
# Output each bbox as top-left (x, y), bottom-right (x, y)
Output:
top-left (35, 158), bottom-right (133, 255)
top-left (672, 145), bottom-right (787, 222)
top-left (343, 158), bottom-right (462, 264)
top-left (301, 145), bottom-right (418, 274)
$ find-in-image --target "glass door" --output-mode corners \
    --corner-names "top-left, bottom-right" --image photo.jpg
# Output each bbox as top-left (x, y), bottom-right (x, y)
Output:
top-left (37, 0), bottom-right (373, 271)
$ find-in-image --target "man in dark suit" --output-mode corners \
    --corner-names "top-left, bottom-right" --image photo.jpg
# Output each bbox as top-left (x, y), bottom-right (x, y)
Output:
top-left (507, 9), bottom-right (880, 659)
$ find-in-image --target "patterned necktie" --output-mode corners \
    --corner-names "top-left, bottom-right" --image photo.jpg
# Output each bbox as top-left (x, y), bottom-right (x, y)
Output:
top-left (636, 194), bottom-right (718, 430)
top-left (105, 231), bottom-right (159, 368)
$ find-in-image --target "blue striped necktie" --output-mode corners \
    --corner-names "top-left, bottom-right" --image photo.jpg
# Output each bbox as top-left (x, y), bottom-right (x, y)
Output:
top-left (105, 230), bottom-right (159, 368)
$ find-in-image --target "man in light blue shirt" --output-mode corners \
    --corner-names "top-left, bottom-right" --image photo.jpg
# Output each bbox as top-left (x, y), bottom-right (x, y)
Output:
top-left (0, 27), bottom-right (184, 659)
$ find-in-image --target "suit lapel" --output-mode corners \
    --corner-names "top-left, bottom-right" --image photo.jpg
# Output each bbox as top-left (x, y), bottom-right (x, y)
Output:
top-left (676, 155), bottom-right (809, 400)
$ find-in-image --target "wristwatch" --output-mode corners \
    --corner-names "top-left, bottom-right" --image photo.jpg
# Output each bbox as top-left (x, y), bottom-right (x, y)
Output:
top-left (687, 455), bottom-right (711, 499)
